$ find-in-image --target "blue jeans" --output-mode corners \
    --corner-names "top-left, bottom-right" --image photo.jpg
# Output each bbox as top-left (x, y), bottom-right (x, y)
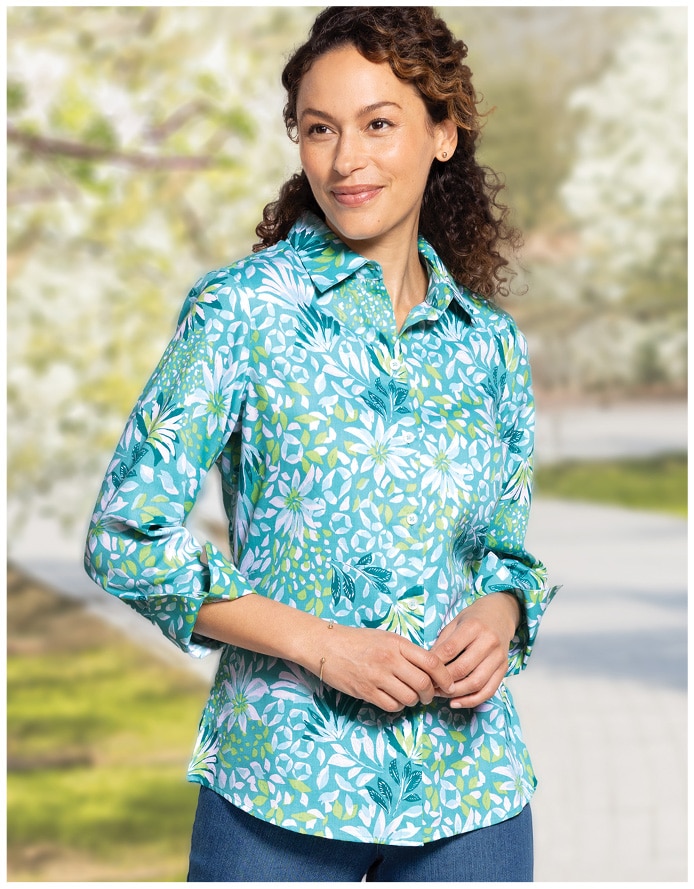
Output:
top-left (187, 785), bottom-right (533, 882)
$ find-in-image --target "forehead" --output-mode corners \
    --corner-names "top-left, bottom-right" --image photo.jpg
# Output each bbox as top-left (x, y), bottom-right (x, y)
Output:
top-left (296, 44), bottom-right (424, 113)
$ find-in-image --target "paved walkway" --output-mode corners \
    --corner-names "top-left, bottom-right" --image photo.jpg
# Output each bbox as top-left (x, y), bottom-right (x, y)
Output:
top-left (533, 396), bottom-right (687, 464)
top-left (9, 399), bottom-right (688, 881)
top-left (515, 499), bottom-right (687, 882)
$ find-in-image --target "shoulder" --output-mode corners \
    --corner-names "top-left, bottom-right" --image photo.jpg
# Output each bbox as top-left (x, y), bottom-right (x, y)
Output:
top-left (178, 239), bottom-right (310, 326)
top-left (453, 288), bottom-right (531, 377)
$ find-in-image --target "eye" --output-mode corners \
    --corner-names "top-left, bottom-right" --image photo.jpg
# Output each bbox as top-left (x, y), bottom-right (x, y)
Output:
top-left (306, 123), bottom-right (332, 136)
top-left (368, 118), bottom-right (392, 131)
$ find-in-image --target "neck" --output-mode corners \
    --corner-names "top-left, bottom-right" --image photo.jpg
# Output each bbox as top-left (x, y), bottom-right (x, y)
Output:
top-left (383, 248), bottom-right (428, 331)
top-left (338, 221), bottom-right (427, 331)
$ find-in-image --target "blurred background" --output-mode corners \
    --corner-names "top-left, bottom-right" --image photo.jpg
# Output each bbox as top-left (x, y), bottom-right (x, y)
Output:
top-left (7, 5), bottom-right (687, 882)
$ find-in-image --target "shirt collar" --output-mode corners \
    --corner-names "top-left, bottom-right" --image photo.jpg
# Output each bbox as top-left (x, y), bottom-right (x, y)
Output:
top-left (287, 213), bottom-right (370, 293)
top-left (288, 211), bottom-right (476, 325)
top-left (417, 238), bottom-right (475, 325)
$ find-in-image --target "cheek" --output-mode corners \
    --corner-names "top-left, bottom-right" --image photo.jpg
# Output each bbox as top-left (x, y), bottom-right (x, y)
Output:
top-left (298, 138), bottom-right (325, 164)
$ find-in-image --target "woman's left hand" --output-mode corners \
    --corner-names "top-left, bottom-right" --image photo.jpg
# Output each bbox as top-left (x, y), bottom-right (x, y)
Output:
top-left (429, 592), bottom-right (521, 709)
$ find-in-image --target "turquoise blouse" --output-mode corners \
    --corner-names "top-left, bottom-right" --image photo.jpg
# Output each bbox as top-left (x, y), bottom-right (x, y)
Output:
top-left (84, 212), bottom-right (557, 846)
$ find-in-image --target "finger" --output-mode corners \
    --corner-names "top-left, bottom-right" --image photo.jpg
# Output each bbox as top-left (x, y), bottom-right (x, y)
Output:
top-left (399, 642), bottom-right (455, 694)
top-left (441, 625), bottom-right (507, 683)
top-left (372, 690), bottom-right (408, 713)
top-left (430, 621), bottom-right (477, 668)
top-left (448, 661), bottom-right (506, 708)
top-left (373, 672), bottom-right (437, 711)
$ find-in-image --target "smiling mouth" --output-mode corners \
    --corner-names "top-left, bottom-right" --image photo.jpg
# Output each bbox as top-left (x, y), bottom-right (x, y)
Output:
top-left (331, 186), bottom-right (383, 207)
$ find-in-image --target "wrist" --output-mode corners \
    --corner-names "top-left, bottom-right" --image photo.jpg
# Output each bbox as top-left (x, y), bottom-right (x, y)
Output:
top-left (497, 590), bottom-right (521, 635)
top-left (289, 614), bottom-right (338, 677)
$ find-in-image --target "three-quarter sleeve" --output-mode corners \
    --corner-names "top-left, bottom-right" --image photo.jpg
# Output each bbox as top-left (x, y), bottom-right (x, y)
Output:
top-left (84, 268), bottom-right (255, 657)
top-left (470, 318), bottom-right (558, 675)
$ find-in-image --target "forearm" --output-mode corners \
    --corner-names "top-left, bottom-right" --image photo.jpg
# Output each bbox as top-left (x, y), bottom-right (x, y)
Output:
top-left (195, 594), bottom-right (456, 712)
top-left (194, 594), bottom-right (328, 674)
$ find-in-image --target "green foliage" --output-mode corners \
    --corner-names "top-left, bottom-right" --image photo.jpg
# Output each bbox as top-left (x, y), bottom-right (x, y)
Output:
top-left (534, 453), bottom-right (687, 516)
top-left (7, 78), bottom-right (26, 112)
top-left (7, 568), bottom-right (209, 881)
top-left (9, 767), bottom-right (198, 878)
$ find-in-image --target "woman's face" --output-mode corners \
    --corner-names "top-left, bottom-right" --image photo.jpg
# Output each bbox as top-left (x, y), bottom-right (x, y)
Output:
top-left (296, 44), bottom-right (455, 258)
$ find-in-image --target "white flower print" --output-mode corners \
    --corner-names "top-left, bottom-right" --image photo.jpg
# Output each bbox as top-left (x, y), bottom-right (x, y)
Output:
top-left (176, 281), bottom-right (223, 339)
top-left (269, 465), bottom-right (325, 542)
top-left (421, 433), bottom-right (475, 503)
top-left (256, 259), bottom-right (314, 308)
top-left (492, 761), bottom-right (528, 810)
top-left (347, 418), bottom-right (411, 485)
top-left (186, 349), bottom-right (235, 437)
top-left (138, 396), bottom-right (184, 464)
top-left (217, 664), bottom-right (270, 734)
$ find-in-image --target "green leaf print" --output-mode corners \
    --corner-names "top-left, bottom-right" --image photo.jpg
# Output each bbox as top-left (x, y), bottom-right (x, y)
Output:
top-left (361, 585), bottom-right (425, 645)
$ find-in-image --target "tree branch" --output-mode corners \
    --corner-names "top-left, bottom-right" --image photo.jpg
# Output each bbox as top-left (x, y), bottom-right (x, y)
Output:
top-left (7, 123), bottom-right (220, 170)
top-left (145, 99), bottom-right (211, 143)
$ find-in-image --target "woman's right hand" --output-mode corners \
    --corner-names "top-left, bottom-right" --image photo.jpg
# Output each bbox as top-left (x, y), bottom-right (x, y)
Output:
top-left (195, 595), bottom-right (454, 712)
top-left (318, 624), bottom-right (456, 712)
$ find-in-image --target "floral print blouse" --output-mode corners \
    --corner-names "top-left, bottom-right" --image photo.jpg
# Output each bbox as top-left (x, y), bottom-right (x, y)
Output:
top-left (84, 212), bottom-right (556, 846)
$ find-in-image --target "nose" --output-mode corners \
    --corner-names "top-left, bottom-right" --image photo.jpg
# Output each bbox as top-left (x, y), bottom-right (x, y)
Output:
top-left (332, 131), bottom-right (367, 177)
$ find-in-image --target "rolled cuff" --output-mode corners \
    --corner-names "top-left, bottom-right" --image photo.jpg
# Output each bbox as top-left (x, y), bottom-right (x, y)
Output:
top-left (472, 550), bottom-right (559, 675)
top-left (86, 535), bottom-right (256, 658)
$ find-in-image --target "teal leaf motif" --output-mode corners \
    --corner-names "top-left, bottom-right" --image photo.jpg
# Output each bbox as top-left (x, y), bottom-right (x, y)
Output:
top-left (363, 390), bottom-right (388, 419)
top-left (241, 449), bottom-right (263, 496)
top-left (361, 584), bottom-right (425, 645)
top-left (362, 375), bottom-right (410, 420)
top-left (111, 441), bottom-right (148, 490)
top-left (303, 686), bottom-right (362, 742)
top-left (367, 758), bottom-right (422, 814)
top-left (368, 785), bottom-right (391, 813)
top-left (453, 524), bottom-right (488, 563)
top-left (331, 554), bottom-right (392, 606)
top-left (331, 566), bottom-right (355, 606)
top-left (294, 303), bottom-right (342, 349)
top-left (378, 779), bottom-right (393, 805)
top-left (403, 761), bottom-right (422, 795)
top-left (503, 428), bottom-right (524, 454)
top-left (482, 366), bottom-right (506, 403)
top-left (385, 727), bottom-right (408, 758)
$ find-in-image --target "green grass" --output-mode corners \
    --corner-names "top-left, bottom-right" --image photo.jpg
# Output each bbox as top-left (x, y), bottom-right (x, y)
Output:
top-left (534, 452), bottom-right (687, 516)
top-left (7, 567), bottom-right (211, 882)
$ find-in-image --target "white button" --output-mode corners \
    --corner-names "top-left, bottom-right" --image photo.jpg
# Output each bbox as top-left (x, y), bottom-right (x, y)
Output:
top-left (390, 359), bottom-right (402, 372)
top-left (402, 432), bottom-right (415, 443)
top-left (406, 514), bottom-right (418, 526)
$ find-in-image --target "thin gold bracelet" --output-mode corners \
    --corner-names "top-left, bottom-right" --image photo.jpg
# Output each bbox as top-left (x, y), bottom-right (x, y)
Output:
top-left (319, 619), bottom-right (335, 683)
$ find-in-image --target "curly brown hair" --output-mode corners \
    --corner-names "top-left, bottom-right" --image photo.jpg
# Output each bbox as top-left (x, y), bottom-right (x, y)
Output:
top-left (254, 6), bottom-right (521, 301)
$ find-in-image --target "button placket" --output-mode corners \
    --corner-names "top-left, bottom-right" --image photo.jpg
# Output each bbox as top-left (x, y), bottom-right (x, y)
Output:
top-left (389, 336), bottom-right (407, 378)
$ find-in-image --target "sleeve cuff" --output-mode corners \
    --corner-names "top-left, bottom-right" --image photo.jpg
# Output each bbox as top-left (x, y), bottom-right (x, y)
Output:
top-left (472, 550), bottom-right (560, 675)
top-left (126, 540), bottom-right (256, 658)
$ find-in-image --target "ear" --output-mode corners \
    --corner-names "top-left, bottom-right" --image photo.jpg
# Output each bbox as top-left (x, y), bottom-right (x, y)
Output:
top-left (434, 118), bottom-right (458, 161)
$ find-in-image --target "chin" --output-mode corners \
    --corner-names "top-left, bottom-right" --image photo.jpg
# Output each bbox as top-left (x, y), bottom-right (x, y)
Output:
top-left (325, 216), bottom-right (382, 246)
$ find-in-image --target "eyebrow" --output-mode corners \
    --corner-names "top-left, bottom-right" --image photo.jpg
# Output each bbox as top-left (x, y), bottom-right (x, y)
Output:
top-left (299, 101), bottom-right (402, 122)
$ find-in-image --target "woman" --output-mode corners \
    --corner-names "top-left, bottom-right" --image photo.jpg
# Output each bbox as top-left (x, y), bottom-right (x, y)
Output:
top-left (85, 6), bottom-right (557, 882)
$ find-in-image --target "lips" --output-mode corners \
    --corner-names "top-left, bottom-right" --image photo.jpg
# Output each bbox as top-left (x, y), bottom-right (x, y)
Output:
top-left (331, 185), bottom-right (383, 207)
